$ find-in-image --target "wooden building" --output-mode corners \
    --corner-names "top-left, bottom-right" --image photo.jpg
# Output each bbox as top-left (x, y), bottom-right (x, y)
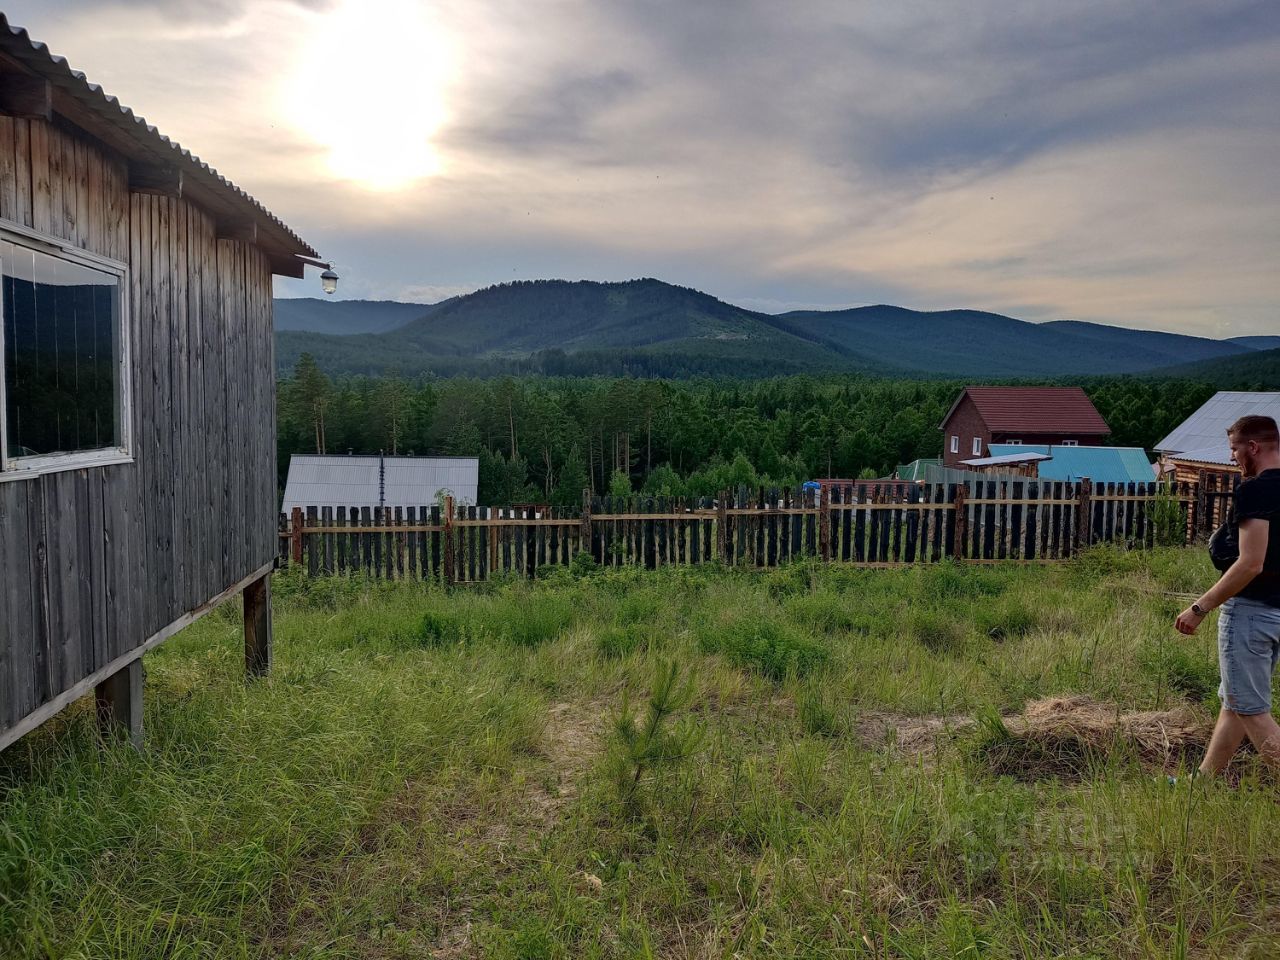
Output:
top-left (939, 386), bottom-right (1110, 469)
top-left (0, 17), bottom-right (323, 750)
top-left (1154, 391), bottom-right (1280, 485)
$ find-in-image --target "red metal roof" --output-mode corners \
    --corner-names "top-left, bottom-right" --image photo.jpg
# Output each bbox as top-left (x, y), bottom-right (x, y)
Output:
top-left (942, 386), bottom-right (1110, 434)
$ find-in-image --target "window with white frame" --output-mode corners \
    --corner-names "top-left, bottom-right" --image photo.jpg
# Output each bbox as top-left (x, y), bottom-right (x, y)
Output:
top-left (950, 435), bottom-right (958, 454)
top-left (1006, 439), bottom-right (1022, 445)
top-left (1061, 440), bottom-right (1078, 447)
top-left (972, 437), bottom-right (982, 456)
top-left (1, 222), bottom-right (131, 475)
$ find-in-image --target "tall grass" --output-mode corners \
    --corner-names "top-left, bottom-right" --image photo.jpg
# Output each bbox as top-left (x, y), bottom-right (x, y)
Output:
top-left (1, 548), bottom-right (1276, 958)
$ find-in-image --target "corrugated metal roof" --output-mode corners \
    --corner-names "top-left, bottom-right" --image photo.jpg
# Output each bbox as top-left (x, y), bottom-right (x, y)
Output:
top-left (962, 451), bottom-right (1052, 466)
top-left (281, 455), bottom-right (479, 511)
top-left (894, 459), bottom-right (1025, 484)
top-left (0, 14), bottom-right (316, 258)
top-left (1166, 444), bottom-right (1235, 466)
top-left (1154, 392), bottom-right (1280, 463)
top-left (988, 444), bottom-right (1155, 484)
top-left (942, 386), bottom-right (1110, 434)
top-left (895, 458), bottom-right (940, 481)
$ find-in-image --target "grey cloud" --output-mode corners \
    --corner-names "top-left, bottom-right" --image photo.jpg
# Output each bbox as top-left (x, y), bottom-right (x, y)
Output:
top-left (20, 0), bottom-right (333, 25)
top-left (448, 69), bottom-right (643, 156)
top-left (591, 0), bottom-right (1280, 180)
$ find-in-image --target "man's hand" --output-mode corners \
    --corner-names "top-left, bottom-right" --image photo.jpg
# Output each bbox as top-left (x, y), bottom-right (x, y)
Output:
top-left (1175, 606), bottom-right (1206, 635)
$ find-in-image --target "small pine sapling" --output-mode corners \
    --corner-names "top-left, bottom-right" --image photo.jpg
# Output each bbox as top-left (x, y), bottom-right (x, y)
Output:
top-left (607, 659), bottom-right (704, 816)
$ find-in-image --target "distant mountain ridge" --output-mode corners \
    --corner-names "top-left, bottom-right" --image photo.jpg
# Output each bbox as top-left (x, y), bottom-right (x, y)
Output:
top-left (1145, 347), bottom-right (1280, 388)
top-left (274, 298), bottom-right (443, 336)
top-left (273, 279), bottom-right (1277, 380)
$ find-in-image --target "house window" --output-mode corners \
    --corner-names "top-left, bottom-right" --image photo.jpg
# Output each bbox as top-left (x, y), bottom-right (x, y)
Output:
top-left (1, 222), bottom-right (131, 476)
top-left (1061, 440), bottom-right (1078, 447)
top-left (972, 437), bottom-right (982, 456)
top-left (950, 435), bottom-right (958, 454)
top-left (1006, 439), bottom-right (1023, 445)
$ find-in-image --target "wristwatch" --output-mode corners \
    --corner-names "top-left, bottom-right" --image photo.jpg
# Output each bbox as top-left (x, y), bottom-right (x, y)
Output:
top-left (1192, 602), bottom-right (1208, 617)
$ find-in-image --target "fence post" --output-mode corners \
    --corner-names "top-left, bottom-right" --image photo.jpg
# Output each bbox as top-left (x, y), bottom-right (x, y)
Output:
top-left (717, 489), bottom-right (730, 565)
top-left (1193, 470), bottom-right (1207, 541)
top-left (818, 483), bottom-right (831, 562)
top-left (580, 487), bottom-right (592, 560)
top-left (290, 506), bottom-right (303, 566)
top-left (951, 484), bottom-right (967, 559)
top-left (1075, 479), bottom-right (1092, 551)
top-left (443, 495), bottom-right (455, 585)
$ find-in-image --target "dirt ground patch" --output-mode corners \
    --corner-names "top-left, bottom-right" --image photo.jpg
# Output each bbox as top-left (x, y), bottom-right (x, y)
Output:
top-left (856, 710), bottom-right (975, 755)
top-left (426, 699), bottom-right (611, 958)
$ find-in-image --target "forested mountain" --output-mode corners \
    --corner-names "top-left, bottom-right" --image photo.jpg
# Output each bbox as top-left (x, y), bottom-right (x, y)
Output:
top-left (1226, 336), bottom-right (1280, 351)
top-left (779, 308), bottom-right (1241, 376)
top-left (273, 278), bottom-right (1267, 380)
top-left (276, 279), bottom-right (867, 378)
top-left (1146, 347), bottom-right (1280, 388)
top-left (274, 298), bottom-right (439, 335)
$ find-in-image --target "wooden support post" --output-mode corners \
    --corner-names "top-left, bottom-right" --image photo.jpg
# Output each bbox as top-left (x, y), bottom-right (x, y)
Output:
top-left (443, 495), bottom-right (456, 585)
top-left (95, 659), bottom-right (143, 748)
top-left (290, 506), bottom-right (304, 565)
top-left (818, 483), bottom-right (831, 562)
top-left (716, 490), bottom-right (730, 565)
top-left (951, 485), bottom-right (967, 559)
top-left (243, 573), bottom-right (272, 677)
top-left (1074, 479), bottom-right (1092, 552)
top-left (580, 488), bottom-right (592, 560)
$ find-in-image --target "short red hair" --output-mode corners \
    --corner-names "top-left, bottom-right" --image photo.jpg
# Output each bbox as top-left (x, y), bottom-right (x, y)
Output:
top-left (1227, 415), bottom-right (1279, 447)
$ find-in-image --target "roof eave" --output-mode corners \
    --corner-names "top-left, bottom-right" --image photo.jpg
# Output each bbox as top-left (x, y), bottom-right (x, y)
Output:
top-left (0, 15), bottom-right (318, 264)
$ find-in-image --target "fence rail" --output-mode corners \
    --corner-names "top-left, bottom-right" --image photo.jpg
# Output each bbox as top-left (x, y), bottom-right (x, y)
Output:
top-left (278, 474), bottom-right (1237, 584)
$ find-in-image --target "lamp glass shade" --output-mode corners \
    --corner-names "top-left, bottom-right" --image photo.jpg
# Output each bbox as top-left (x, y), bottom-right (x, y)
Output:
top-left (320, 268), bottom-right (339, 295)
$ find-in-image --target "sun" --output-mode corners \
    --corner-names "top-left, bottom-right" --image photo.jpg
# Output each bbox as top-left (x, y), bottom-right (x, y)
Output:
top-left (284, 0), bottom-right (456, 192)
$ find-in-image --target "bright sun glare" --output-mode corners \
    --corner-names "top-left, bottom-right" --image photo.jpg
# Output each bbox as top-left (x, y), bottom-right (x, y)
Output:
top-left (285, 0), bottom-right (455, 192)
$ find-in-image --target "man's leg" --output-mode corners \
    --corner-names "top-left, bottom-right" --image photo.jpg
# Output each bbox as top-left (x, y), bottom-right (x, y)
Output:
top-left (1200, 708), bottom-right (1248, 776)
top-left (1238, 711), bottom-right (1280, 768)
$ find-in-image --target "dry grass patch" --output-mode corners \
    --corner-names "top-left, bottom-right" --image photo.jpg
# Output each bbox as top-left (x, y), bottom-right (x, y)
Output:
top-left (975, 695), bottom-right (1213, 781)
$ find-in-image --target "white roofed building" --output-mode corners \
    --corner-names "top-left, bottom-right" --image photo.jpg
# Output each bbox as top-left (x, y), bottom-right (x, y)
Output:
top-left (281, 455), bottom-right (480, 512)
top-left (1154, 391), bottom-right (1280, 483)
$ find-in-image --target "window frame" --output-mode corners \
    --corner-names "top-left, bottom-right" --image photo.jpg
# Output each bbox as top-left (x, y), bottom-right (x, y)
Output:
top-left (1060, 439), bottom-right (1079, 447)
top-left (0, 218), bottom-right (133, 479)
top-left (972, 437), bottom-right (983, 456)
top-left (950, 435), bottom-right (959, 454)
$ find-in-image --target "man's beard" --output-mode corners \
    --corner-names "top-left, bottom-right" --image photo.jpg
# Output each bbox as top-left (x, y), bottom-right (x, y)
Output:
top-left (1237, 449), bottom-right (1259, 479)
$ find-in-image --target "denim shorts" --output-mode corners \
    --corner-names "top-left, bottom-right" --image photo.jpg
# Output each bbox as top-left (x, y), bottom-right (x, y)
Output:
top-left (1217, 596), bottom-right (1280, 715)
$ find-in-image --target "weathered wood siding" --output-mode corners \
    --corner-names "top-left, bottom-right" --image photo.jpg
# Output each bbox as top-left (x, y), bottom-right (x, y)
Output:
top-left (0, 116), bottom-right (276, 742)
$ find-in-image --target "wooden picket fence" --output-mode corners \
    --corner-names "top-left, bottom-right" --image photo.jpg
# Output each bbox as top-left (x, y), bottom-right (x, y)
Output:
top-left (278, 476), bottom-right (1231, 584)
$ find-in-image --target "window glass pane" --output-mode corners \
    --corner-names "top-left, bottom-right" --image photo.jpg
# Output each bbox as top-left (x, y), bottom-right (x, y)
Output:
top-left (3, 240), bottom-right (120, 459)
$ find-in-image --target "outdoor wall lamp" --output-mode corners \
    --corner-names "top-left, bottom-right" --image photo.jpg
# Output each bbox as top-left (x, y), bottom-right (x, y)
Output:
top-left (320, 266), bottom-right (339, 295)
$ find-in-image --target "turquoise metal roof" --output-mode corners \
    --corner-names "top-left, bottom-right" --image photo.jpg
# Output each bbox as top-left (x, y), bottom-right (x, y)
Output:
top-left (987, 445), bottom-right (1155, 485)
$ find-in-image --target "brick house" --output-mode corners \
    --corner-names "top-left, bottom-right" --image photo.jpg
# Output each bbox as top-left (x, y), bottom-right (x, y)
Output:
top-left (939, 387), bottom-right (1110, 469)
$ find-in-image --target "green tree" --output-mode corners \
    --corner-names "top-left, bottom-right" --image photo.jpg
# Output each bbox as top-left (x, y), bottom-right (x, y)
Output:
top-left (284, 353), bottom-right (332, 453)
top-left (609, 468), bottom-right (633, 498)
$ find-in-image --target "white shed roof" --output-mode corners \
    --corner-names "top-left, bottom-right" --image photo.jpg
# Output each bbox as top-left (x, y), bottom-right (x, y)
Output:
top-left (281, 455), bottom-right (479, 512)
top-left (1155, 392), bottom-right (1280, 463)
top-left (960, 451), bottom-right (1052, 467)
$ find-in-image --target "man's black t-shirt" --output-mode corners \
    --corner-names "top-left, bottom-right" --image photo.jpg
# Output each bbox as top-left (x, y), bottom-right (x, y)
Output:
top-left (1234, 468), bottom-right (1280, 607)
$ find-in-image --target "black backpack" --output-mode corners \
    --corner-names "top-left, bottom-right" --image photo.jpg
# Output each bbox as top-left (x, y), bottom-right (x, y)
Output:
top-left (1208, 520), bottom-right (1238, 572)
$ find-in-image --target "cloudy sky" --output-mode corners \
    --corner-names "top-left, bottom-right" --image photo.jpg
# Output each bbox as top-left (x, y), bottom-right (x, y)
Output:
top-left (7, 1), bottom-right (1279, 335)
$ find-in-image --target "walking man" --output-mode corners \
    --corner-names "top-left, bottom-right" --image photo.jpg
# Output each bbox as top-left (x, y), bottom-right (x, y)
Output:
top-left (1175, 415), bottom-right (1280, 776)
